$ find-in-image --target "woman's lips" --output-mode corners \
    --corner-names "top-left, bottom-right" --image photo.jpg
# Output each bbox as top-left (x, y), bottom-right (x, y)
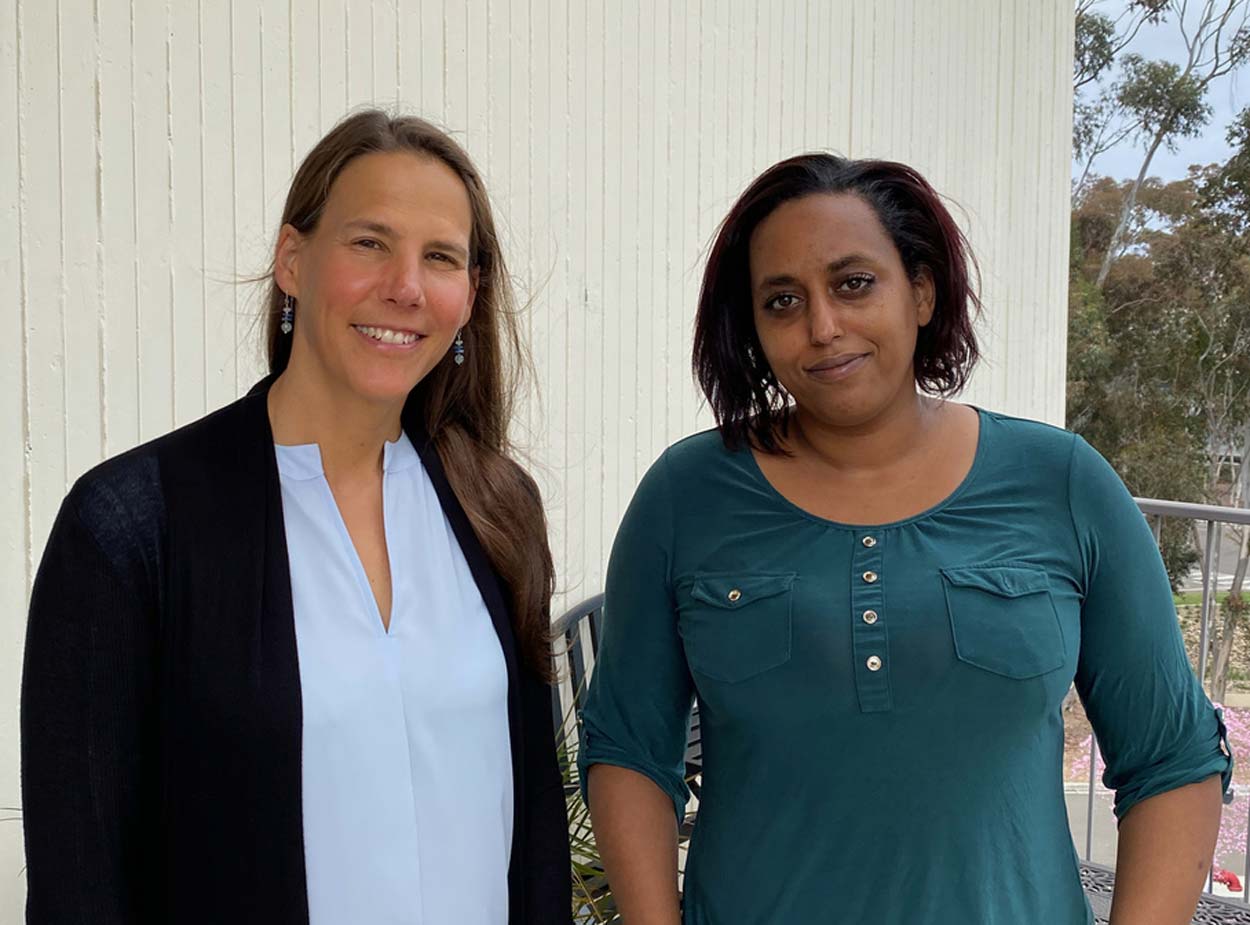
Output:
top-left (806, 353), bottom-right (869, 382)
top-left (352, 324), bottom-right (424, 350)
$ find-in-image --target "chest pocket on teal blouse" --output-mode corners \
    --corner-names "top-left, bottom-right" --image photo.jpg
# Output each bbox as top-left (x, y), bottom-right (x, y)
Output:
top-left (940, 565), bottom-right (1065, 680)
top-left (678, 573), bottom-right (796, 683)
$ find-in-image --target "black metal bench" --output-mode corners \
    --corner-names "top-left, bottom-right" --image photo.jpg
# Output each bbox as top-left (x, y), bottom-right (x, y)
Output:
top-left (551, 595), bottom-right (1250, 924)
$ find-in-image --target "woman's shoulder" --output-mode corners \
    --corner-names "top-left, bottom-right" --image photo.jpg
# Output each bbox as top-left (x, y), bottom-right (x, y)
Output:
top-left (66, 388), bottom-right (268, 553)
top-left (976, 407), bottom-right (1080, 470)
top-left (619, 428), bottom-right (751, 525)
top-left (661, 427), bottom-right (734, 470)
top-left (56, 445), bottom-right (166, 592)
top-left (633, 428), bottom-right (740, 496)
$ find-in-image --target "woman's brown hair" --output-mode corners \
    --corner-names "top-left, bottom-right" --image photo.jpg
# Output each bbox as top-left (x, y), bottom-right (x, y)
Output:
top-left (263, 109), bottom-right (554, 676)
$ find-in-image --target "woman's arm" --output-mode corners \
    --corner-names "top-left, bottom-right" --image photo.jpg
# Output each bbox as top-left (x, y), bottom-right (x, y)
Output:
top-left (586, 765), bottom-right (681, 925)
top-left (21, 474), bottom-right (160, 923)
top-left (1109, 775), bottom-right (1223, 925)
top-left (1067, 437), bottom-right (1232, 922)
top-left (576, 450), bottom-right (693, 923)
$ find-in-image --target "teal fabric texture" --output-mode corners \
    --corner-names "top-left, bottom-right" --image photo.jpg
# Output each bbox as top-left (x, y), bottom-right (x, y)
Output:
top-left (578, 409), bottom-right (1232, 925)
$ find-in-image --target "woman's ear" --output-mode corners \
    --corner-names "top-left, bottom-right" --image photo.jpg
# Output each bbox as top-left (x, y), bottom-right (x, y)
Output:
top-left (913, 267), bottom-right (936, 328)
top-left (274, 223), bottom-right (304, 297)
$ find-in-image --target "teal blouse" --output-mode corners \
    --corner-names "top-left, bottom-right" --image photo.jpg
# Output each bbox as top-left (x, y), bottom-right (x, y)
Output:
top-left (579, 409), bottom-right (1232, 925)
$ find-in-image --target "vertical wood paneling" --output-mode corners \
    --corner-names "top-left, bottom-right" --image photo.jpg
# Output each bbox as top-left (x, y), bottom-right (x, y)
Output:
top-left (133, 1), bottom-right (174, 440)
top-left (583, 0), bottom-right (607, 582)
top-left (21, 0), bottom-right (67, 567)
top-left (642, 0), bottom-right (666, 473)
top-left (290, 0), bottom-right (321, 160)
top-left (442, 0), bottom-right (467, 127)
top-left (371, 0), bottom-right (398, 107)
top-left (61, 0), bottom-right (104, 480)
top-left (416, 0), bottom-right (443, 118)
top-left (230, 0), bottom-right (267, 390)
top-left (260, 0), bottom-right (293, 224)
top-left (171, 0), bottom-right (206, 426)
top-left (319, 0), bottom-right (348, 126)
top-left (562, 0), bottom-right (590, 597)
top-left (0, 0), bottom-right (27, 918)
top-left (346, 0), bottom-right (371, 104)
top-left (99, 0), bottom-right (139, 454)
top-left (200, 0), bottom-right (238, 410)
top-left (1, 3), bottom-right (1076, 911)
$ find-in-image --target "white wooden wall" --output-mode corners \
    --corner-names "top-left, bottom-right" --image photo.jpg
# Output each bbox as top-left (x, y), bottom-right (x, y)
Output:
top-left (0, 0), bottom-right (1074, 912)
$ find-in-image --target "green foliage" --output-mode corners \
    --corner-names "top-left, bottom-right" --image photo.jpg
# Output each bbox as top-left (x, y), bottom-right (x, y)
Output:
top-left (1067, 157), bottom-right (1250, 586)
top-left (1075, 11), bottom-right (1119, 89)
top-left (1074, 0), bottom-right (1169, 91)
top-left (1115, 55), bottom-right (1213, 151)
top-left (1201, 106), bottom-right (1250, 233)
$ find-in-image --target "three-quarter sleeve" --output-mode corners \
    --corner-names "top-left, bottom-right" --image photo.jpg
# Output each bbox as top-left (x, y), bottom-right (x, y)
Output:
top-left (577, 452), bottom-right (694, 823)
top-left (1068, 436), bottom-right (1232, 820)
top-left (21, 478), bottom-right (161, 923)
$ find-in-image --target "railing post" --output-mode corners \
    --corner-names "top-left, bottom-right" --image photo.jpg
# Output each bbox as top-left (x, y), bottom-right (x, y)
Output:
top-left (1085, 736), bottom-right (1097, 861)
top-left (1199, 520), bottom-right (1217, 686)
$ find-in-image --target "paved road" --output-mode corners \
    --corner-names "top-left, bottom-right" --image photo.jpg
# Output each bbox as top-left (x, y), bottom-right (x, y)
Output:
top-left (1181, 521), bottom-right (1247, 594)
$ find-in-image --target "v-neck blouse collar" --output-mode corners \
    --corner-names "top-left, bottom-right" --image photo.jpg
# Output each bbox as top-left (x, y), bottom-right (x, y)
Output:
top-left (274, 433), bottom-right (421, 481)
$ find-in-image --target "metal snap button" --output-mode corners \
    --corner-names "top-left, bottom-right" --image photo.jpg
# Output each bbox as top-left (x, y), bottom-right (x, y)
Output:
top-left (862, 536), bottom-right (877, 548)
top-left (727, 589), bottom-right (742, 602)
top-left (862, 571), bottom-right (878, 583)
top-left (862, 610), bottom-right (878, 624)
top-left (866, 655), bottom-right (883, 671)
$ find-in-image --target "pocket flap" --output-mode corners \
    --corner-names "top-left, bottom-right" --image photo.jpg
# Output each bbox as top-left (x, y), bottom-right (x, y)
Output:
top-left (690, 573), bottom-right (796, 610)
top-left (940, 565), bottom-right (1048, 598)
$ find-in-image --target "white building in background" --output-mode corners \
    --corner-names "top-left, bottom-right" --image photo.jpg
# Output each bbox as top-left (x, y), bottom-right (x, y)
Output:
top-left (0, 0), bottom-right (1074, 915)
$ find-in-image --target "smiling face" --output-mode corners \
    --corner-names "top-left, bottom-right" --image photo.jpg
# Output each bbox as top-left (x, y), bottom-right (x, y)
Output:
top-left (274, 150), bottom-right (477, 408)
top-left (749, 192), bottom-right (935, 431)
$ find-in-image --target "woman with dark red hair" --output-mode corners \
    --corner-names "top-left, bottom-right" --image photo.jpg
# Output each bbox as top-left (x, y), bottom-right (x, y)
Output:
top-left (578, 154), bottom-right (1230, 924)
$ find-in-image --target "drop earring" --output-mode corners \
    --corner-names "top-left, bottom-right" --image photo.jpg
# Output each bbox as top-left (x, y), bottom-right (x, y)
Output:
top-left (453, 330), bottom-right (465, 365)
top-left (280, 293), bottom-right (294, 334)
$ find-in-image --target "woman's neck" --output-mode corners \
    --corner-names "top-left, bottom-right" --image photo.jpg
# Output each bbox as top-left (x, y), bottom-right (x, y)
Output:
top-left (788, 392), bottom-right (942, 476)
top-left (267, 367), bottom-right (405, 482)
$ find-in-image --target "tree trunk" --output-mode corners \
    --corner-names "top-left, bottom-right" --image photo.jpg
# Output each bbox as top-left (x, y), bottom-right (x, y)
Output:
top-left (1211, 602), bottom-right (1235, 704)
top-left (1194, 519), bottom-right (1211, 586)
top-left (1096, 129), bottom-right (1169, 288)
top-left (1233, 526), bottom-right (1249, 597)
top-left (1234, 421), bottom-right (1250, 596)
top-left (1205, 421), bottom-right (1248, 703)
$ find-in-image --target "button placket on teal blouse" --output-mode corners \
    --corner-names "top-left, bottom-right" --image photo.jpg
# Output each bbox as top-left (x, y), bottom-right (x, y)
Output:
top-left (579, 410), bottom-right (1232, 925)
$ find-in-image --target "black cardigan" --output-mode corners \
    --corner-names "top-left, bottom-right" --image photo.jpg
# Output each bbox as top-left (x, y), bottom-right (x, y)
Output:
top-left (20, 379), bottom-right (571, 924)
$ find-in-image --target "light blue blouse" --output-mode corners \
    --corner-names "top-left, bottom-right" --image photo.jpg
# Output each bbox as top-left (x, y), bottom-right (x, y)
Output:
top-left (276, 434), bottom-right (513, 925)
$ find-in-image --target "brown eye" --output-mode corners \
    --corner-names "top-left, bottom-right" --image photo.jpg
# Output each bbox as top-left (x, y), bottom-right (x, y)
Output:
top-left (839, 274), bottom-right (874, 293)
top-left (764, 293), bottom-right (800, 312)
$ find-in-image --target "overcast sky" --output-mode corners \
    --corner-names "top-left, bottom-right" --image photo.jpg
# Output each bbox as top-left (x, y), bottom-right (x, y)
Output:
top-left (1080, 1), bottom-right (1248, 181)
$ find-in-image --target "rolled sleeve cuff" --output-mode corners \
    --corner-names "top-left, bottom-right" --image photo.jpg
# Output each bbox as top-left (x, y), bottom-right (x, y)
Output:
top-left (1111, 706), bottom-right (1234, 822)
top-left (577, 733), bottom-right (691, 826)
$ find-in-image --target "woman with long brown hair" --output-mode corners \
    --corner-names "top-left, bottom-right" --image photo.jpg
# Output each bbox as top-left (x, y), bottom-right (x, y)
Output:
top-left (21, 109), bottom-right (570, 924)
